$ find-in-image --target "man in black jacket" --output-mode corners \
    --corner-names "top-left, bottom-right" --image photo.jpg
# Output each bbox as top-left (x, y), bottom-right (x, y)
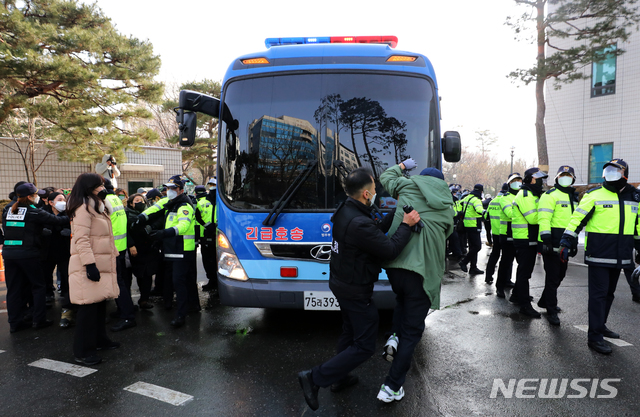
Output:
top-left (298, 168), bottom-right (420, 411)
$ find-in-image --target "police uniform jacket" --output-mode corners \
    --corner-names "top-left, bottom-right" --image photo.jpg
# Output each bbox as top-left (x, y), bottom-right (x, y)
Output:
top-left (511, 184), bottom-right (542, 247)
top-left (2, 204), bottom-right (70, 259)
top-left (563, 183), bottom-right (640, 268)
top-left (459, 192), bottom-right (484, 230)
top-left (329, 197), bottom-right (412, 300)
top-left (537, 184), bottom-right (578, 248)
top-left (161, 193), bottom-right (196, 261)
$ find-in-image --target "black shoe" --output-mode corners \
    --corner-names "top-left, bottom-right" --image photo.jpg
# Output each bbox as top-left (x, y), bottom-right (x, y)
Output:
top-left (138, 300), bottom-right (154, 310)
top-left (458, 261), bottom-right (468, 273)
top-left (633, 294), bottom-right (640, 303)
top-left (519, 305), bottom-right (541, 318)
top-left (97, 341), bottom-right (121, 351)
top-left (509, 294), bottom-right (520, 304)
top-left (496, 289), bottom-right (505, 298)
top-left (110, 319), bottom-right (136, 332)
top-left (547, 312), bottom-right (560, 326)
top-left (171, 316), bottom-right (186, 328)
top-left (10, 322), bottom-right (30, 333)
top-left (202, 282), bottom-right (217, 291)
top-left (75, 355), bottom-right (103, 365)
top-left (109, 311), bottom-right (120, 319)
top-left (505, 281), bottom-right (515, 288)
top-left (601, 327), bottom-right (620, 339)
top-left (469, 267), bottom-right (484, 275)
top-left (588, 340), bottom-right (612, 355)
top-left (298, 370), bottom-right (320, 411)
top-left (59, 318), bottom-right (75, 328)
top-left (537, 301), bottom-right (562, 313)
top-left (33, 319), bottom-right (53, 329)
top-left (330, 374), bottom-right (359, 393)
top-left (485, 276), bottom-right (494, 284)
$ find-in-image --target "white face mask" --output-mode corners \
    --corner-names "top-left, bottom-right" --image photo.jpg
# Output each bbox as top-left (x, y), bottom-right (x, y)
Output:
top-left (32, 195), bottom-right (40, 205)
top-left (167, 189), bottom-right (178, 200)
top-left (510, 181), bottom-right (522, 191)
top-left (603, 166), bottom-right (623, 182)
top-left (557, 176), bottom-right (573, 187)
top-left (54, 201), bottom-right (66, 212)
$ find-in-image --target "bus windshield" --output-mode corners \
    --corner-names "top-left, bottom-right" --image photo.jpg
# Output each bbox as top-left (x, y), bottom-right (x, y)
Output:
top-left (219, 72), bottom-right (439, 211)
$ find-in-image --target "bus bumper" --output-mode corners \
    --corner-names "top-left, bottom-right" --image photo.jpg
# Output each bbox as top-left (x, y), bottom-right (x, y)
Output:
top-left (217, 274), bottom-right (396, 309)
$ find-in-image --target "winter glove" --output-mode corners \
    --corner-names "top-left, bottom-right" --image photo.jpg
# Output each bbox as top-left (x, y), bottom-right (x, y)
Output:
top-left (86, 263), bottom-right (101, 282)
top-left (135, 213), bottom-right (147, 227)
top-left (632, 266), bottom-right (640, 282)
top-left (42, 228), bottom-right (52, 236)
top-left (401, 158), bottom-right (417, 171)
top-left (149, 228), bottom-right (177, 241)
top-left (60, 228), bottom-right (72, 237)
top-left (558, 246), bottom-right (570, 263)
top-left (540, 234), bottom-right (553, 255)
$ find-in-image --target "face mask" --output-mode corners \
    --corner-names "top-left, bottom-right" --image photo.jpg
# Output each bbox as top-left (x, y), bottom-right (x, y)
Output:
top-left (534, 178), bottom-right (543, 187)
top-left (510, 181), bottom-right (522, 191)
top-left (97, 189), bottom-right (108, 200)
top-left (557, 176), bottom-right (573, 187)
top-left (603, 166), bottom-right (623, 182)
top-left (118, 195), bottom-right (126, 201)
top-left (54, 201), bottom-right (66, 212)
top-left (134, 202), bottom-right (146, 212)
top-left (368, 191), bottom-right (376, 206)
top-left (167, 189), bottom-right (178, 200)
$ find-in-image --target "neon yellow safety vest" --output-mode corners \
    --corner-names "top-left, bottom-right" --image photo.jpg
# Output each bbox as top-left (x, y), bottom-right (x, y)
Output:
top-left (163, 202), bottom-right (196, 259)
top-left (105, 193), bottom-right (127, 252)
top-left (498, 190), bottom-right (517, 238)
top-left (196, 196), bottom-right (214, 238)
top-left (486, 194), bottom-right (503, 235)
top-left (537, 187), bottom-right (576, 248)
top-left (511, 188), bottom-right (539, 245)
top-left (564, 186), bottom-right (640, 267)
top-left (459, 194), bottom-right (484, 229)
top-left (142, 196), bottom-right (169, 220)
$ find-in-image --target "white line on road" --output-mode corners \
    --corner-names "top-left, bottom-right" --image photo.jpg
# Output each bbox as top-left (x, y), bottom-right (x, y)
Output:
top-left (28, 358), bottom-right (98, 377)
top-left (0, 309), bottom-right (7, 314)
top-left (124, 381), bottom-right (193, 406)
top-left (0, 350), bottom-right (5, 354)
top-left (573, 325), bottom-right (634, 346)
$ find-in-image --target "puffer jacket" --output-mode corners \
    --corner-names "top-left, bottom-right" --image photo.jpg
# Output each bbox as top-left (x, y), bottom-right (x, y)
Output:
top-left (68, 199), bottom-right (120, 305)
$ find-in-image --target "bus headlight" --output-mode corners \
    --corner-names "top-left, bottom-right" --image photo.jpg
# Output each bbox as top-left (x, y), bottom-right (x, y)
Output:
top-left (217, 231), bottom-right (248, 281)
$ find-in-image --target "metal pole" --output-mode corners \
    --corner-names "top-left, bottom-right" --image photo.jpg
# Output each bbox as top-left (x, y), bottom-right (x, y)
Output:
top-left (510, 147), bottom-right (515, 174)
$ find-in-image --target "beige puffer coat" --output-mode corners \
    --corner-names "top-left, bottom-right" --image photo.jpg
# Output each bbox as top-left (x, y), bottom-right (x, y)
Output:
top-left (69, 199), bottom-right (120, 305)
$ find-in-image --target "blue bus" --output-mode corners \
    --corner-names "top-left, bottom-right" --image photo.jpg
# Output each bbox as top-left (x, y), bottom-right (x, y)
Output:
top-left (175, 36), bottom-right (461, 310)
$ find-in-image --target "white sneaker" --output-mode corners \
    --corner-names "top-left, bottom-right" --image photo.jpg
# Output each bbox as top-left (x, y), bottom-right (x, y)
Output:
top-left (377, 384), bottom-right (405, 403)
top-left (382, 333), bottom-right (399, 362)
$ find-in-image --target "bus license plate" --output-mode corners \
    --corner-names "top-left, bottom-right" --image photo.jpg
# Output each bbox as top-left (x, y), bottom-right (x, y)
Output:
top-left (303, 291), bottom-right (340, 310)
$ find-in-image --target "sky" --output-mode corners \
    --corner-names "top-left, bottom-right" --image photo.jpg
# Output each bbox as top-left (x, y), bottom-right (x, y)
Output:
top-left (91, 0), bottom-right (539, 164)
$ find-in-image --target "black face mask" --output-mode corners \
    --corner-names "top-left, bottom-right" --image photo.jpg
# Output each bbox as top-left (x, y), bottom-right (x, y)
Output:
top-left (134, 202), bottom-right (146, 212)
top-left (605, 178), bottom-right (628, 191)
top-left (97, 189), bottom-right (108, 200)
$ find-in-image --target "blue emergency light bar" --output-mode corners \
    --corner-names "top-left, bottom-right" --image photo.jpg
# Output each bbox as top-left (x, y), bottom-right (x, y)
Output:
top-left (265, 36), bottom-right (398, 49)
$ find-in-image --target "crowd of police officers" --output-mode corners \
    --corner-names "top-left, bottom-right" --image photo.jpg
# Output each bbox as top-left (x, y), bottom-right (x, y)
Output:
top-left (449, 158), bottom-right (640, 354)
top-left (1, 173), bottom-right (217, 334)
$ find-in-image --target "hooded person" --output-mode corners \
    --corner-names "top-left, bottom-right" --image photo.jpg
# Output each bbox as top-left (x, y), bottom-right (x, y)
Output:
top-left (376, 159), bottom-right (454, 402)
top-left (95, 154), bottom-right (121, 189)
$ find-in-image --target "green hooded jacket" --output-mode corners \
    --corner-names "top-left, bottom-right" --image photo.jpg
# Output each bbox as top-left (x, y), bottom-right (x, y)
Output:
top-left (380, 165), bottom-right (454, 309)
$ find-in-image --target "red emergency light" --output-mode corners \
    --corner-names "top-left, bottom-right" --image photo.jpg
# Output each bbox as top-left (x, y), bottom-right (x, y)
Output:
top-left (330, 36), bottom-right (398, 48)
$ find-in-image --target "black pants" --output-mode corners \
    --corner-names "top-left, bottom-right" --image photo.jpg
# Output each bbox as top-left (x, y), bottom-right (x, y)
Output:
top-left (461, 229), bottom-right (481, 269)
top-left (484, 220), bottom-right (493, 245)
top-left (588, 266), bottom-right (620, 343)
top-left (447, 230), bottom-right (464, 258)
top-left (43, 257), bottom-right (71, 308)
top-left (5, 257), bottom-right (46, 326)
top-left (385, 268), bottom-right (432, 391)
top-left (485, 234), bottom-right (502, 281)
top-left (497, 237), bottom-right (516, 291)
top-left (114, 251), bottom-right (135, 320)
top-left (514, 243), bottom-right (538, 307)
top-left (166, 253), bottom-right (199, 318)
top-left (73, 300), bottom-right (112, 358)
top-left (311, 295), bottom-right (378, 388)
top-left (201, 241), bottom-right (217, 286)
top-left (539, 251), bottom-right (569, 309)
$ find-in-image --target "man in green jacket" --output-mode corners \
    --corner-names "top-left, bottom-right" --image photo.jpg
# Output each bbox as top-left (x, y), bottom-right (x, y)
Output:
top-left (377, 159), bottom-right (454, 403)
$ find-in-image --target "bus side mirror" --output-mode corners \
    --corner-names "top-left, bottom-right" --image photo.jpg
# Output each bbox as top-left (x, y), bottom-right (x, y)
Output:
top-left (442, 131), bottom-right (461, 163)
top-left (177, 110), bottom-right (197, 147)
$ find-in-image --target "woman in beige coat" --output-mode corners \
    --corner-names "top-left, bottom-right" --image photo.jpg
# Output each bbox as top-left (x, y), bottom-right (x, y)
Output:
top-left (67, 173), bottom-right (120, 365)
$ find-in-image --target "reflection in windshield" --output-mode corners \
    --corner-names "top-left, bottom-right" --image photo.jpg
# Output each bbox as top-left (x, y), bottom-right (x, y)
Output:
top-left (220, 73), bottom-right (436, 211)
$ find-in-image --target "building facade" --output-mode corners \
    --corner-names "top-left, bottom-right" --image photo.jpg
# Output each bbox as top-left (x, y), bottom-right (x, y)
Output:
top-left (0, 138), bottom-right (183, 198)
top-left (545, 19), bottom-right (640, 184)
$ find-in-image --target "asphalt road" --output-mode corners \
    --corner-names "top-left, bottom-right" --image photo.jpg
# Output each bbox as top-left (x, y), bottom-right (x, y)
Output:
top-left (1, 246), bottom-right (640, 416)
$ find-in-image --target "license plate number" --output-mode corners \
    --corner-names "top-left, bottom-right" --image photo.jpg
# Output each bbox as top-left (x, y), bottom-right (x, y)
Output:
top-left (303, 291), bottom-right (340, 310)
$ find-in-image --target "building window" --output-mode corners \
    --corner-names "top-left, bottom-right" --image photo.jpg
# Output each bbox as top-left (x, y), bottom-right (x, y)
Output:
top-left (591, 44), bottom-right (616, 98)
top-left (588, 143), bottom-right (613, 184)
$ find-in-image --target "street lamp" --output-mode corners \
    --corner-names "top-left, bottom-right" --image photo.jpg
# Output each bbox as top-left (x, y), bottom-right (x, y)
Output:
top-left (510, 146), bottom-right (515, 174)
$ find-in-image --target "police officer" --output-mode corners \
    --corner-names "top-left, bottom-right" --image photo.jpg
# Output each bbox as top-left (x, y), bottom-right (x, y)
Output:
top-left (495, 174), bottom-right (522, 298)
top-left (482, 193), bottom-right (493, 246)
top-left (484, 183), bottom-right (507, 284)
top-left (537, 165), bottom-right (578, 325)
top-left (560, 159), bottom-right (640, 354)
top-left (103, 180), bottom-right (136, 332)
top-left (195, 179), bottom-right (217, 292)
top-left (511, 167), bottom-right (548, 317)
top-left (2, 183), bottom-right (69, 332)
top-left (297, 167), bottom-right (420, 411)
top-left (138, 188), bottom-right (170, 299)
top-left (148, 176), bottom-right (200, 328)
top-left (458, 184), bottom-right (485, 275)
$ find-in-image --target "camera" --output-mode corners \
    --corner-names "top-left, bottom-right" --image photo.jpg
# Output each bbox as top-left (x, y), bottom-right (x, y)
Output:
top-left (402, 204), bottom-right (425, 233)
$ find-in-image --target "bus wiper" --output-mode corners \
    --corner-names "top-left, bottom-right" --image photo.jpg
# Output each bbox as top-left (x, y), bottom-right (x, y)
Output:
top-left (263, 160), bottom-right (318, 226)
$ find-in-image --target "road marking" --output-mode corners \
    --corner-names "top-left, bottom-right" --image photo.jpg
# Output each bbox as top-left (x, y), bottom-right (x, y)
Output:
top-left (0, 350), bottom-right (5, 354)
top-left (28, 358), bottom-right (98, 377)
top-left (0, 310), bottom-right (6, 314)
top-left (573, 325), bottom-right (633, 346)
top-left (124, 381), bottom-right (193, 406)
